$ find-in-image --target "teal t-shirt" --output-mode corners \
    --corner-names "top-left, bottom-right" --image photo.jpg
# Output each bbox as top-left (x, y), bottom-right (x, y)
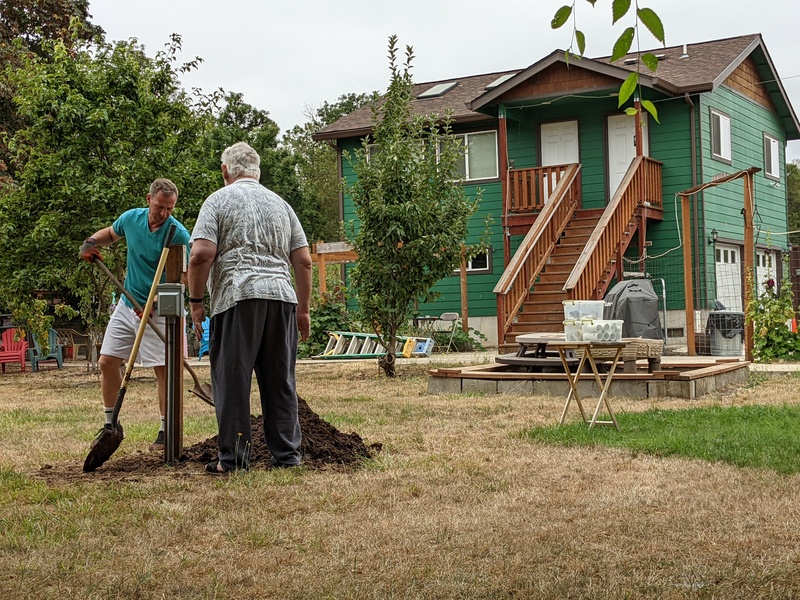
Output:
top-left (112, 208), bottom-right (191, 307)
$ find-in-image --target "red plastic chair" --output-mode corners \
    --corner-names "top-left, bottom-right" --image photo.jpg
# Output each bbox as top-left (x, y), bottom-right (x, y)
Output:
top-left (0, 328), bottom-right (28, 373)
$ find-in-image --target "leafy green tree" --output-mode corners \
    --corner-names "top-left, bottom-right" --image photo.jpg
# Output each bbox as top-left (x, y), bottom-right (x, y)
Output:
top-left (346, 36), bottom-right (478, 377)
top-left (284, 92), bottom-right (378, 243)
top-left (0, 1), bottom-right (103, 180)
top-left (0, 33), bottom-right (216, 351)
top-left (202, 90), bottom-right (303, 209)
top-left (788, 160), bottom-right (800, 247)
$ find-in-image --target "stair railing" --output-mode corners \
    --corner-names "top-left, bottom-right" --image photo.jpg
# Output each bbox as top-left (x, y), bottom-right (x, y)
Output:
top-left (507, 163), bottom-right (573, 213)
top-left (494, 163), bottom-right (581, 342)
top-left (563, 156), bottom-right (662, 300)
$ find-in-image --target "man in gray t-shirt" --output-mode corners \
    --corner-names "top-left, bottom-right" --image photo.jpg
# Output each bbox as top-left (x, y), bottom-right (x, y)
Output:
top-left (188, 142), bottom-right (312, 474)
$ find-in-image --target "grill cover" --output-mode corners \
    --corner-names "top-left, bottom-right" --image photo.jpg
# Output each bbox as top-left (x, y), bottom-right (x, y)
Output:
top-left (603, 279), bottom-right (664, 340)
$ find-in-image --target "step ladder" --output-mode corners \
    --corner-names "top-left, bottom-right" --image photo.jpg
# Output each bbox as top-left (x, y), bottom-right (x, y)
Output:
top-left (313, 331), bottom-right (434, 360)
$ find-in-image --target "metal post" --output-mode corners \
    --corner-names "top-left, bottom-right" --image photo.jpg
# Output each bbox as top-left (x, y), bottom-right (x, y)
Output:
top-left (157, 280), bottom-right (184, 465)
top-left (164, 313), bottom-right (179, 464)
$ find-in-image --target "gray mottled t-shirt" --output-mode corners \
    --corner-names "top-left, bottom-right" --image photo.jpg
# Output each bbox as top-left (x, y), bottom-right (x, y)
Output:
top-left (190, 179), bottom-right (308, 316)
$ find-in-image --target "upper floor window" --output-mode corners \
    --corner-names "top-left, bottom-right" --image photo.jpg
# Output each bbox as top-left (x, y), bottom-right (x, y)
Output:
top-left (764, 134), bottom-right (780, 180)
top-left (452, 131), bottom-right (499, 181)
top-left (711, 109), bottom-right (732, 163)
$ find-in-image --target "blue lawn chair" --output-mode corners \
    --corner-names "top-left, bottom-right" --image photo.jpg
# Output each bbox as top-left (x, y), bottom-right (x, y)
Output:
top-left (197, 317), bottom-right (210, 360)
top-left (28, 328), bottom-right (64, 372)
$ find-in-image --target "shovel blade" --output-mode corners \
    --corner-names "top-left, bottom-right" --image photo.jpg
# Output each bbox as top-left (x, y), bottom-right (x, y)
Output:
top-left (83, 425), bottom-right (124, 472)
top-left (190, 382), bottom-right (214, 407)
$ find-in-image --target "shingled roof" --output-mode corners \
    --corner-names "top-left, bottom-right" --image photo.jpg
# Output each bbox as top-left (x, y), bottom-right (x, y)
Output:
top-left (312, 70), bottom-right (520, 141)
top-left (314, 34), bottom-right (799, 141)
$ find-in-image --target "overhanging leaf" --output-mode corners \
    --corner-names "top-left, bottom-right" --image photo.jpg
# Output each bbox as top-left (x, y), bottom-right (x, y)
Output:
top-left (618, 72), bottom-right (638, 107)
top-left (641, 99), bottom-right (660, 123)
top-left (576, 30), bottom-right (586, 56)
top-left (585, 0), bottom-right (597, 5)
top-left (611, 27), bottom-right (635, 62)
top-left (612, 0), bottom-right (632, 24)
top-left (640, 52), bottom-right (659, 72)
top-left (551, 5), bottom-right (573, 29)
top-left (624, 107), bottom-right (638, 116)
top-left (637, 7), bottom-right (665, 43)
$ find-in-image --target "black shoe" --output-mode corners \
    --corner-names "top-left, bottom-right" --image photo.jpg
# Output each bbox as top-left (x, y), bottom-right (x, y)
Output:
top-left (149, 430), bottom-right (165, 452)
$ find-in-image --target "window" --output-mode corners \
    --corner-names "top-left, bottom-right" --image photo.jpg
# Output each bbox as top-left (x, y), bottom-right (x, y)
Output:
top-left (366, 143), bottom-right (380, 162)
top-left (418, 82), bottom-right (457, 99)
top-left (453, 249), bottom-right (492, 274)
top-left (448, 131), bottom-right (499, 181)
top-left (711, 109), bottom-right (732, 163)
top-left (764, 134), bottom-right (780, 180)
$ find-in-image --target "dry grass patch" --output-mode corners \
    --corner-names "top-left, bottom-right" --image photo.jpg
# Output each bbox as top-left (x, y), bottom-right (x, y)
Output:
top-left (0, 361), bottom-right (799, 598)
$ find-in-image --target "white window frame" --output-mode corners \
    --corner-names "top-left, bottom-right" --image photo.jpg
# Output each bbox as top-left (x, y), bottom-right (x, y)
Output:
top-left (764, 133), bottom-right (780, 181)
top-left (453, 248), bottom-right (492, 275)
top-left (453, 130), bottom-right (499, 181)
top-left (710, 109), bottom-right (732, 163)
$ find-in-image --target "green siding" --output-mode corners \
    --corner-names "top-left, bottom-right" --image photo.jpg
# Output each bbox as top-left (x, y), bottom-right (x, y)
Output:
top-left (700, 87), bottom-right (787, 247)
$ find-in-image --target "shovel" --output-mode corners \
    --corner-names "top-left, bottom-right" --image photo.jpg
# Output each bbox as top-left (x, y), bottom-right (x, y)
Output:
top-left (83, 225), bottom-right (176, 472)
top-left (94, 258), bottom-right (213, 406)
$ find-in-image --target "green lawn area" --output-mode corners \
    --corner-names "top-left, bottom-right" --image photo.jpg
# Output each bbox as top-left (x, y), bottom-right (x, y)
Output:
top-left (523, 404), bottom-right (800, 475)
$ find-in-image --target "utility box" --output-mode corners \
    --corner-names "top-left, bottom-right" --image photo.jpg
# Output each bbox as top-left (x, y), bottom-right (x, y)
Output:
top-left (706, 310), bottom-right (744, 356)
top-left (157, 283), bottom-right (185, 318)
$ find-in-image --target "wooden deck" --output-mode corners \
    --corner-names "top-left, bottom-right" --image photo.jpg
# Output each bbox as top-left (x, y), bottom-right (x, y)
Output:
top-left (428, 355), bottom-right (750, 400)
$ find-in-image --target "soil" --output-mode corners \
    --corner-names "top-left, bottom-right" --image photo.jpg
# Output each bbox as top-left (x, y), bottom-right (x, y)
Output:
top-left (37, 396), bottom-right (381, 485)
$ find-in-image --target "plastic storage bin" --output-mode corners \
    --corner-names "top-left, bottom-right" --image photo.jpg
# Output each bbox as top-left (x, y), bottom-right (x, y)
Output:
top-left (562, 300), bottom-right (605, 320)
top-left (563, 319), bottom-right (584, 341)
top-left (580, 319), bottom-right (623, 342)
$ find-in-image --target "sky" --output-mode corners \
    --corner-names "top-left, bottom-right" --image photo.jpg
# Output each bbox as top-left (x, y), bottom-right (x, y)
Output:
top-left (89, 0), bottom-right (800, 161)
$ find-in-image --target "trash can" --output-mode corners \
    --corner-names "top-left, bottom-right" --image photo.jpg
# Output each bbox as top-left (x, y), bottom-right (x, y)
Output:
top-left (706, 310), bottom-right (745, 356)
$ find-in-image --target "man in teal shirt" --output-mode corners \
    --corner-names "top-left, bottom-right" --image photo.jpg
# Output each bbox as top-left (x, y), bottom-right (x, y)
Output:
top-left (80, 178), bottom-right (191, 451)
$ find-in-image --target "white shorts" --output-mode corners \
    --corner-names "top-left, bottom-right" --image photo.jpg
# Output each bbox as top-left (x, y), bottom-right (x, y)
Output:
top-left (100, 302), bottom-right (167, 368)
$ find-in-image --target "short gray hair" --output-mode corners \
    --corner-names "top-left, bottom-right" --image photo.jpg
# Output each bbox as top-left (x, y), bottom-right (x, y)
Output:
top-left (149, 178), bottom-right (178, 198)
top-left (221, 142), bottom-right (261, 179)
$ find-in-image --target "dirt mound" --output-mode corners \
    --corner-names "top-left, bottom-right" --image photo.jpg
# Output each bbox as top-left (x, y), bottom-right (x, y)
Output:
top-left (38, 396), bottom-right (381, 484)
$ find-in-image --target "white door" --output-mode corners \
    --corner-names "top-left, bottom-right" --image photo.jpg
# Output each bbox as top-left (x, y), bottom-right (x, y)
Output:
top-left (715, 243), bottom-right (742, 312)
top-left (755, 250), bottom-right (775, 296)
top-left (606, 113), bottom-right (649, 198)
top-left (540, 120), bottom-right (579, 203)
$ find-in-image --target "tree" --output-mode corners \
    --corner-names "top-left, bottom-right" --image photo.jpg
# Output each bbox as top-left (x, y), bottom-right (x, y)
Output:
top-left (788, 160), bottom-right (800, 247)
top-left (0, 33), bottom-right (216, 354)
top-left (346, 36), bottom-right (478, 377)
top-left (0, 1), bottom-right (104, 181)
top-left (202, 90), bottom-right (303, 209)
top-left (284, 92), bottom-right (378, 243)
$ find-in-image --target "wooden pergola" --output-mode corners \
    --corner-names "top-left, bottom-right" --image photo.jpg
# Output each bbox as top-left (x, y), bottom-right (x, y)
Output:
top-left (310, 241), bottom-right (472, 331)
top-left (677, 167), bottom-right (760, 359)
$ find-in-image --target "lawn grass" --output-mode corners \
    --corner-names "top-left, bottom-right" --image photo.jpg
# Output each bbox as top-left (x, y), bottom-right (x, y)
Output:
top-left (523, 403), bottom-right (800, 474)
top-left (1, 361), bottom-right (800, 598)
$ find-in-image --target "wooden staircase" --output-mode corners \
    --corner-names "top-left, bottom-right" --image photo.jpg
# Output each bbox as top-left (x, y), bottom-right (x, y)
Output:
top-left (495, 156), bottom-right (664, 352)
top-left (509, 209), bottom-right (604, 342)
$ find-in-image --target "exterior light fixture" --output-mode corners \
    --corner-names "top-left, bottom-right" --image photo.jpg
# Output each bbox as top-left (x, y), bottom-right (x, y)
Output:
top-left (708, 228), bottom-right (718, 245)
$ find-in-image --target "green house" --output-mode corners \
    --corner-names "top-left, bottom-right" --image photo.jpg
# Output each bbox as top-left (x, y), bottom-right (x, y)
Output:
top-left (313, 34), bottom-right (799, 351)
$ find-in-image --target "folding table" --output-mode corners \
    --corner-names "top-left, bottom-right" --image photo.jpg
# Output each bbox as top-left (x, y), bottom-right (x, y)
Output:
top-left (551, 340), bottom-right (627, 429)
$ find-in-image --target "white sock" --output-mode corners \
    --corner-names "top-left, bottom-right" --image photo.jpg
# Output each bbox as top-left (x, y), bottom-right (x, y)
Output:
top-left (104, 408), bottom-right (114, 426)
top-left (160, 416), bottom-right (165, 432)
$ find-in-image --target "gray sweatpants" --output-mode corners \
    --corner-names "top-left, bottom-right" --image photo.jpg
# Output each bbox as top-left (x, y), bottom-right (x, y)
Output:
top-left (209, 298), bottom-right (301, 470)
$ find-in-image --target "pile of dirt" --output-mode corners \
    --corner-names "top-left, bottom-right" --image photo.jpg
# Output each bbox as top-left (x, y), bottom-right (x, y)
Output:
top-left (182, 396), bottom-right (381, 468)
top-left (38, 396), bottom-right (381, 484)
